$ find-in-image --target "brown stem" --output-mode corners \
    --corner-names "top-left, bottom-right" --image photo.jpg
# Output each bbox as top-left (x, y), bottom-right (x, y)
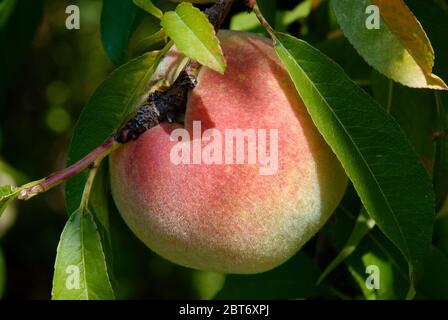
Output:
top-left (205, 0), bottom-right (234, 31)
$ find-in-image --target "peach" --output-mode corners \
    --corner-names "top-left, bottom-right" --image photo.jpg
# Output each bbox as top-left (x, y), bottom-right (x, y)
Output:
top-left (110, 31), bottom-right (347, 274)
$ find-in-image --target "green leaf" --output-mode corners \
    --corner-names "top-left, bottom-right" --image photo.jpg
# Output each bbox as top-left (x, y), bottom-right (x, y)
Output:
top-left (101, 0), bottom-right (143, 64)
top-left (215, 253), bottom-right (323, 299)
top-left (273, 33), bottom-right (435, 283)
top-left (52, 208), bottom-right (115, 300)
top-left (161, 2), bottom-right (226, 73)
top-left (133, 0), bottom-right (163, 19)
top-left (332, 0), bottom-right (447, 90)
top-left (65, 52), bottom-right (162, 213)
top-left (317, 209), bottom-right (375, 284)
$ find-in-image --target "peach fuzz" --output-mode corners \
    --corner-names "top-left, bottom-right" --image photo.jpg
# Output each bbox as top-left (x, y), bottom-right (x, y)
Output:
top-left (110, 31), bottom-right (347, 274)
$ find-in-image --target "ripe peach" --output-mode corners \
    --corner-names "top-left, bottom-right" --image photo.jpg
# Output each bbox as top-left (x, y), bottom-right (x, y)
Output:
top-left (110, 31), bottom-right (347, 274)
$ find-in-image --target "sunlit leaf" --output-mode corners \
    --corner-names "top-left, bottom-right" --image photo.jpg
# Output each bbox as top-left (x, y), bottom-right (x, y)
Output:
top-left (161, 2), bottom-right (226, 73)
top-left (332, 0), bottom-right (448, 90)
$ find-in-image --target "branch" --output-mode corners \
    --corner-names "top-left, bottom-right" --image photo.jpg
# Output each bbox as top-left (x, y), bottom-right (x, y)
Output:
top-left (18, 138), bottom-right (119, 200)
top-left (114, 71), bottom-right (197, 143)
top-left (16, 0), bottom-right (235, 201)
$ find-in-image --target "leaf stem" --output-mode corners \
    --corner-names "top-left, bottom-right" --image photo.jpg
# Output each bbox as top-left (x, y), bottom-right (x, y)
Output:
top-left (78, 145), bottom-right (115, 211)
top-left (251, 2), bottom-right (275, 38)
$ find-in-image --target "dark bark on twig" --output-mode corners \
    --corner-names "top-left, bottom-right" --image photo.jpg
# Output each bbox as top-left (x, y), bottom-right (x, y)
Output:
top-left (114, 0), bottom-right (234, 144)
top-left (205, 0), bottom-right (234, 30)
top-left (114, 72), bottom-right (197, 143)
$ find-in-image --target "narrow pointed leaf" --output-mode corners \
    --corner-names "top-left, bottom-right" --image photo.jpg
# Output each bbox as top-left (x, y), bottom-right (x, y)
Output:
top-left (332, 0), bottom-right (447, 90)
top-left (161, 2), bottom-right (226, 73)
top-left (52, 208), bottom-right (115, 300)
top-left (273, 33), bottom-right (435, 282)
